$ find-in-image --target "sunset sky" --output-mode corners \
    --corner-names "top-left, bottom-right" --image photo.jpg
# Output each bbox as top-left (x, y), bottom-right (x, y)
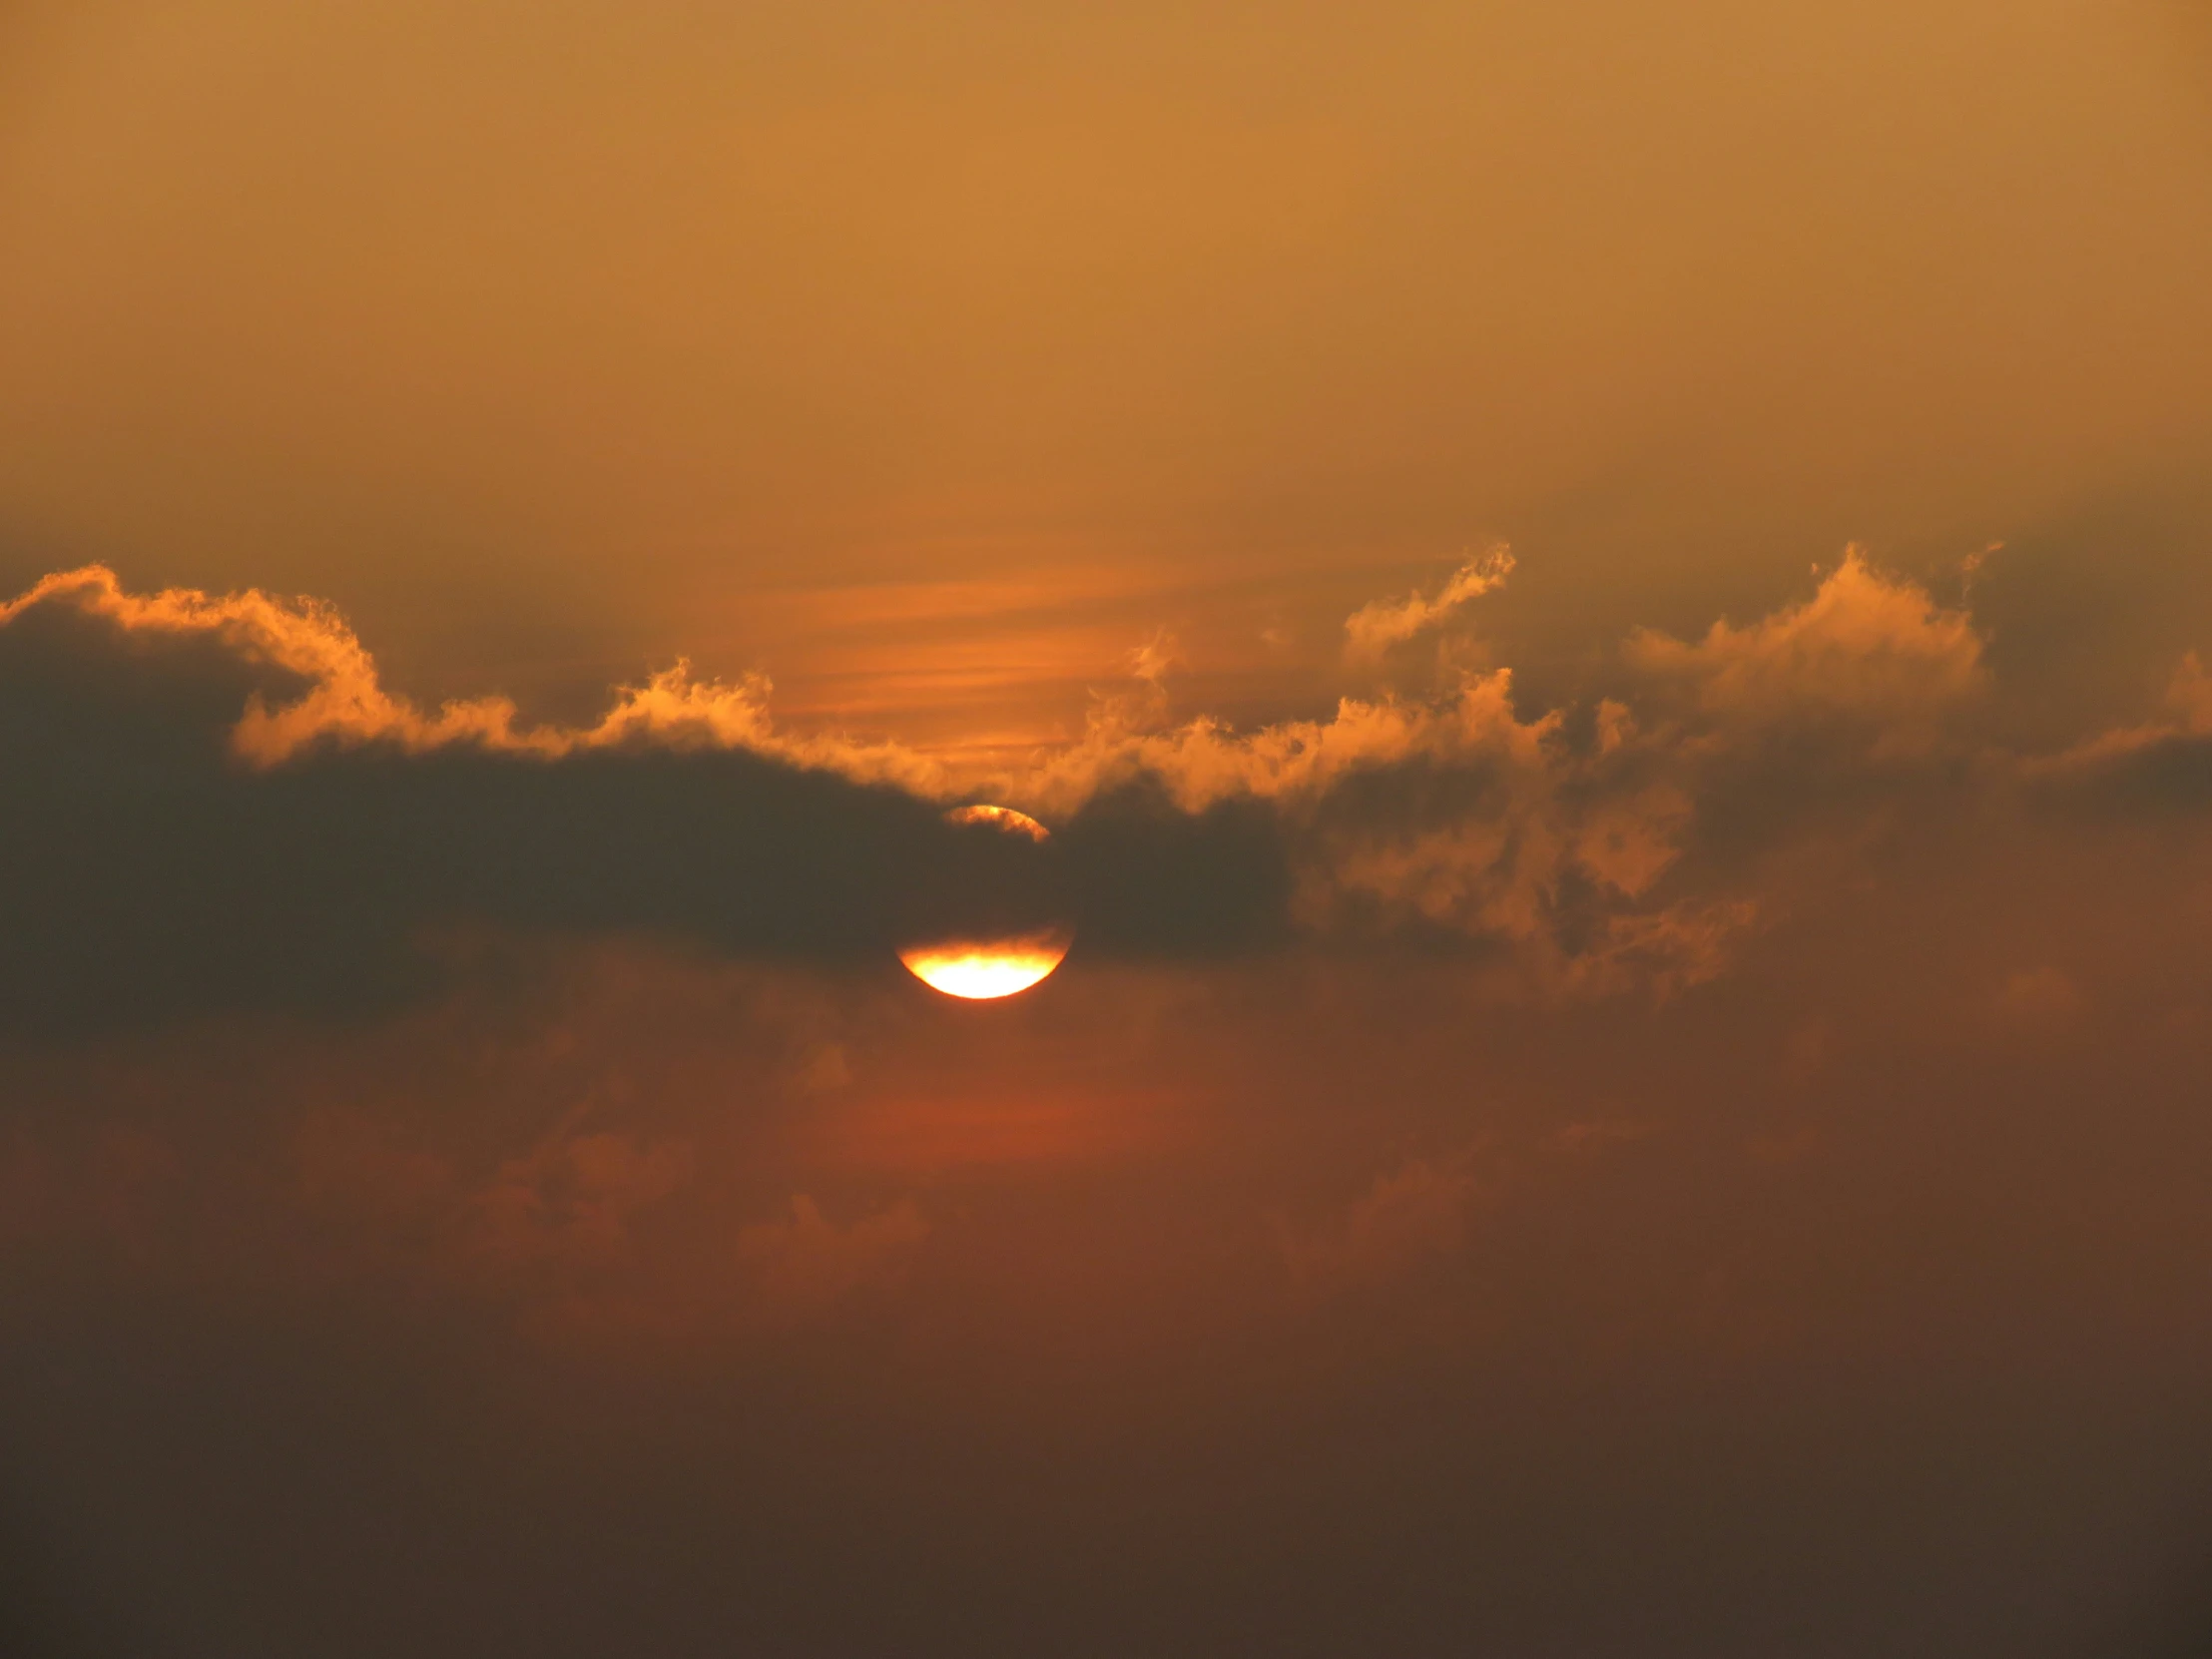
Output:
top-left (5, 3), bottom-right (2212, 1654)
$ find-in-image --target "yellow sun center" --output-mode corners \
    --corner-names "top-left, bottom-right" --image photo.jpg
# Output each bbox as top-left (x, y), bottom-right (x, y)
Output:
top-left (898, 933), bottom-right (1071, 999)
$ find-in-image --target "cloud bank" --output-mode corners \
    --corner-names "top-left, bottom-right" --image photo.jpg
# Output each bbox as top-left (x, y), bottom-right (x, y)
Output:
top-left (1, 550), bottom-right (2201, 1031)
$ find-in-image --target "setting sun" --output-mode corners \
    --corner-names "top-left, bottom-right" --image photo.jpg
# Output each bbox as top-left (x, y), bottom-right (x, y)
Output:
top-left (897, 805), bottom-right (1071, 997)
top-left (898, 931), bottom-right (1072, 999)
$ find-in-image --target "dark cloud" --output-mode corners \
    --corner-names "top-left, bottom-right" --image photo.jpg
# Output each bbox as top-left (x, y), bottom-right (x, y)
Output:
top-left (0, 577), bottom-right (1068, 1032)
top-left (1057, 778), bottom-right (1294, 957)
top-left (0, 565), bottom-right (1341, 1035)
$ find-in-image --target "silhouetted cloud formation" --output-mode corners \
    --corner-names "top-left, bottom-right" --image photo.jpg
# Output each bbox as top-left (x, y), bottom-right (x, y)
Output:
top-left (3, 552), bottom-right (2204, 1032)
top-left (0, 571), bottom-right (1022, 1031)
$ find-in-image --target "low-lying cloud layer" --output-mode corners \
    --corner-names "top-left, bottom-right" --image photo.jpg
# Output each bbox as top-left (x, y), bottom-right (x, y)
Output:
top-left (4, 549), bottom-right (2204, 1031)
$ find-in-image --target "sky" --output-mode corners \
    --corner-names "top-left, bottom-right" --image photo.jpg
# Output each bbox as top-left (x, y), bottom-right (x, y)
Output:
top-left (3, 2), bottom-right (2212, 1654)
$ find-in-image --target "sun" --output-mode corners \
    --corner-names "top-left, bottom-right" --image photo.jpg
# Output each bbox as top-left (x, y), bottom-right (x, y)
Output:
top-left (942, 803), bottom-right (1051, 841)
top-left (898, 928), bottom-right (1073, 999)
top-left (899, 806), bottom-right (1072, 999)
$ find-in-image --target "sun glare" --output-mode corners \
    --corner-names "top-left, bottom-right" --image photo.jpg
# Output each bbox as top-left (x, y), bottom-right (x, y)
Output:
top-left (899, 933), bottom-right (1071, 999)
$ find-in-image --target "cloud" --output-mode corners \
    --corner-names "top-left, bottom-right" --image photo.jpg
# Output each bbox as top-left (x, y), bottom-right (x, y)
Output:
top-left (1027, 561), bottom-right (1963, 990)
top-left (1018, 551), bottom-right (2037, 994)
top-left (1015, 663), bottom-right (1737, 992)
top-left (0, 568), bottom-right (1060, 1032)
top-left (6, 548), bottom-right (2201, 1032)
top-left (2025, 652), bottom-right (2212, 802)
top-left (1344, 546), bottom-right (1515, 659)
top-left (1128, 629), bottom-right (1179, 686)
top-left (1623, 546), bottom-right (1986, 760)
top-left (2, 564), bottom-right (946, 785)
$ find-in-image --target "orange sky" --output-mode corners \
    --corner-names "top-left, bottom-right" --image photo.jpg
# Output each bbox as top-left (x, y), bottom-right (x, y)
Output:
top-left (5, 0), bottom-right (2211, 749)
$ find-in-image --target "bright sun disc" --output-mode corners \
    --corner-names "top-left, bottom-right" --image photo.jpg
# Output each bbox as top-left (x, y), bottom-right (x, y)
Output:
top-left (898, 932), bottom-right (1071, 999)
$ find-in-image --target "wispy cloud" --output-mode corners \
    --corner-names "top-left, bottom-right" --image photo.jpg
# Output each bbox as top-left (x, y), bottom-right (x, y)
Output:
top-left (1343, 545), bottom-right (1515, 660)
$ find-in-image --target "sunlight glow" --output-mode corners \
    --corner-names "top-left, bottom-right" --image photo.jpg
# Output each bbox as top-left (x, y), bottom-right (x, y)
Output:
top-left (945, 803), bottom-right (1051, 841)
top-left (899, 932), bottom-right (1071, 999)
